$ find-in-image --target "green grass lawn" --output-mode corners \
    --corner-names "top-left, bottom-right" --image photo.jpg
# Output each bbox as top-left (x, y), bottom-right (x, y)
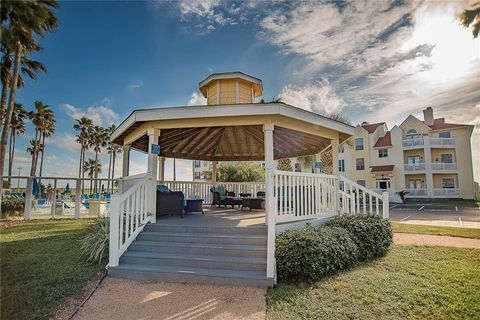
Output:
top-left (0, 219), bottom-right (104, 320)
top-left (268, 246), bottom-right (480, 320)
top-left (392, 222), bottom-right (480, 239)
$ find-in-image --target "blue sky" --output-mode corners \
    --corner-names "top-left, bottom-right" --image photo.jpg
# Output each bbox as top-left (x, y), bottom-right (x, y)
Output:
top-left (10, 0), bottom-right (480, 182)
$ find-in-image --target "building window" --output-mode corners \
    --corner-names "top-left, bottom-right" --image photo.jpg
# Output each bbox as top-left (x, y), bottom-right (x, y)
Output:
top-left (406, 129), bottom-right (418, 139)
top-left (355, 138), bottom-right (364, 150)
top-left (442, 178), bottom-right (455, 189)
top-left (338, 144), bottom-right (344, 153)
top-left (378, 149), bottom-right (388, 158)
top-left (356, 158), bottom-right (365, 170)
top-left (295, 163), bottom-right (301, 172)
top-left (357, 180), bottom-right (366, 187)
top-left (339, 159), bottom-right (345, 172)
top-left (440, 154), bottom-right (453, 163)
top-left (194, 160), bottom-right (201, 168)
top-left (194, 172), bottom-right (201, 179)
top-left (409, 179), bottom-right (423, 189)
top-left (439, 131), bottom-right (451, 138)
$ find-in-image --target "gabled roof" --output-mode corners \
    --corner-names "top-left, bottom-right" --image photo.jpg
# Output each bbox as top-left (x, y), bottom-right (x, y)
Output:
top-left (373, 131), bottom-right (392, 148)
top-left (399, 114), bottom-right (432, 131)
top-left (370, 165), bottom-right (394, 173)
top-left (361, 122), bottom-right (384, 134)
top-left (427, 118), bottom-right (468, 131)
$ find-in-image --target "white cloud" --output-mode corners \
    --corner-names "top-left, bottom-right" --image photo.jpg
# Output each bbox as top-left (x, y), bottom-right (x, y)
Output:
top-left (50, 133), bottom-right (80, 152)
top-left (187, 92), bottom-right (207, 106)
top-left (61, 102), bottom-right (119, 127)
top-left (127, 80), bottom-right (143, 90)
top-left (278, 79), bottom-right (345, 115)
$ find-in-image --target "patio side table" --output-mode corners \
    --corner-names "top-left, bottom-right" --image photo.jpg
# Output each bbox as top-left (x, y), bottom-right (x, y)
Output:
top-left (184, 199), bottom-right (204, 214)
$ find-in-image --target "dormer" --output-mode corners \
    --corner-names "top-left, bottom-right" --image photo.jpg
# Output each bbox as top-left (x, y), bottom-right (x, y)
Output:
top-left (198, 72), bottom-right (263, 105)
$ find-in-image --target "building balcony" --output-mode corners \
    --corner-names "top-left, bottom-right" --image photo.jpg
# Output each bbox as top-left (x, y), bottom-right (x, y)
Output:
top-left (404, 163), bottom-right (425, 173)
top-left (402, 137), bottom-right (456, 149)
top-left (431, 162), bottom-right (458, 172)
top-left (402, 137), bottom-right (424, 149)
top-left (429, 137), bottom-right (455, 147)
top-left (433, 188), bottom-right (460, 198)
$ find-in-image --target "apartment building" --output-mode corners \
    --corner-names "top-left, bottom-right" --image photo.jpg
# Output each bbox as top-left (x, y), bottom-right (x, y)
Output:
top-left (339, 107), bottom-right (477, 200)
top-left (193, 160), bottom-right (211, 181)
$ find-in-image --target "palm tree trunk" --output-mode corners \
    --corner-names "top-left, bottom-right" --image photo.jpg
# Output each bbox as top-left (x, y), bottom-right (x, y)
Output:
top-left (7, 128), bottom-right (15, 185)
top-left (30, 130), bottom-right (39, 176)
top-left (0, 42), bottom-right (22, 194)
top-left (94, 151), bottom-right (99, 194)
top-left (0, 77), bottom-right (10, 133)
top-left (81, 147), bottom-right (86, 194)
top-left (38, 133), bottom-right (46, 190)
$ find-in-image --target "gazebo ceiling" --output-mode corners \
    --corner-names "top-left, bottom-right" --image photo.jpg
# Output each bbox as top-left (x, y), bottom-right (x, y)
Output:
top-left (130, 125), bottom-right (331, 161)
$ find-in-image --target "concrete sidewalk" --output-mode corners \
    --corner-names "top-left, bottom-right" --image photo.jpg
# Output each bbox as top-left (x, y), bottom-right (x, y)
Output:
top-left (394, 233), bottom-right (480, 249)
top-left (72, 278), bottom-right (266, 320)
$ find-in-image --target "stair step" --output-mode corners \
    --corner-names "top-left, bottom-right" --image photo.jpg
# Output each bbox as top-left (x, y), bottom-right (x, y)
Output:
top-left (108, 263), bottom-right (274, 288)
top-left (121, 251), bottom-right (266, 271)
top-left (129, 240), bottom-right (266, 258)
top-left (137, 231), bottom-right (267, 245)
top-left (144, 224), bottom-right (267, 236)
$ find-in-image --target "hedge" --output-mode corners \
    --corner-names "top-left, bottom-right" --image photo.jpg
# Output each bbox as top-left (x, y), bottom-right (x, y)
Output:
top-left (276, 214), bottom-right (392, 282)
top-left (325, 214), bottom-right (393, 261)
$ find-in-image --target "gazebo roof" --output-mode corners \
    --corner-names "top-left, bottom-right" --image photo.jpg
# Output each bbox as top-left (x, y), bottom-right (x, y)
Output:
top-left (198, 71), bottom-right (263, 98)
top-left (111, 102), bottom-right (353, 161)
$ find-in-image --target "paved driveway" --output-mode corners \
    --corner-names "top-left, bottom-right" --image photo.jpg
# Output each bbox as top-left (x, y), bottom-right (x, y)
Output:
top-left (390, 203), bottom-right (480, 228)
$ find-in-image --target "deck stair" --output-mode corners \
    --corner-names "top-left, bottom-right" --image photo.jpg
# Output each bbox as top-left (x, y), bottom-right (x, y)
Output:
top-left (108, 223), bottom-right (274, 287)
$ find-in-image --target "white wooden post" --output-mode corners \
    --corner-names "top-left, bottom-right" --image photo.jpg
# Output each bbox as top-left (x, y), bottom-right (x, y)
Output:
top-left (75, 179), bottom-right (81, 219)
top-left (24, 177), bottom-right (33, 221)
top-left (51, 178), bottom-right (57, 219)
top-left (382, 192), bottom-right (389, 219)
top-left (158, 157), bottom-right (165, 183)
top-left (147, 129), bottom-right (160, 223)
top-left (122, 144), bottom-right (131, 177)
top-left (212, 161), bottom-right (217, 185)
top-left (331, 137), bottom-right (341, 213)
top-left (108, 194), bottom-right (120, 267)
top-left (264, 123), bottom-right (275, 279)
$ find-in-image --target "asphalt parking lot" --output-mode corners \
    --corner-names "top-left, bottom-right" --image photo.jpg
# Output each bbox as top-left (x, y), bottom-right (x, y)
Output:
top-left (389, 203), bottom-right (480, 227)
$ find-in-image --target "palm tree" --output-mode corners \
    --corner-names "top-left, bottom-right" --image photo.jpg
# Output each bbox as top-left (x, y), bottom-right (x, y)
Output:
top-left (7, 103), bottom-right (27, 185)
top-left (89, 126), bottom-right (107, 193)
top-left (105, 124), bottom-right (116, 191)
top-left (0, 0), bottom-right (59, 187)
top-left (460, 2), bottom-right (480, 38)
top-left (83, 158), bottom-right (101, 195)
top-left (109, 144), bottom-right (122, 192)
top-left (73, 116), bottom-right (93, 193)
top-left (28, 101), bottom-right (53, 177)
top-left (37, 108), bottom-right (55, 182)
top-left (297, 155), bottom-right (315, 172)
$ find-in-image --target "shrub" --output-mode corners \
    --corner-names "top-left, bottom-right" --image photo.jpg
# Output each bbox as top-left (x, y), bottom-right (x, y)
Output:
top-left (276, 224), bottom-right (358, 282)
top-left (1, 198), bottom-right (24, 218)
top-left (326, 214), bottom-right (393, 261)
top-left (80, 218), bottom-right (109, 265)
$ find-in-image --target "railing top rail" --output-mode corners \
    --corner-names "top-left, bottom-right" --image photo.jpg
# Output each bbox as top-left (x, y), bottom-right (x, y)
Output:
top-left (274, 170), bottom-right (337, 179)
top-left (117, 174), bottom-right (151, 202)
top-left (340, 175), bottom-right (381, 196)
top-left (120, 172), bottom-right (149, 181)
top-left (1, 175), bottom-right (116, 181)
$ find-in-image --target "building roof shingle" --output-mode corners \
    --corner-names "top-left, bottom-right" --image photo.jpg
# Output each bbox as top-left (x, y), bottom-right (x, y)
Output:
top-left (361, 122), bottom-right (384, 134)
top-left (370, 165), bottom-right (394, 173)
top-left (373, 131), bottom-right (392, 148)
top-left (427, 118), bottom-right (466, 130)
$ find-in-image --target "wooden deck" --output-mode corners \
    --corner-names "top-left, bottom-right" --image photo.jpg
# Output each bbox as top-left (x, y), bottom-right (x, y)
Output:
top-left (156, 206), bottom-right (266, 228)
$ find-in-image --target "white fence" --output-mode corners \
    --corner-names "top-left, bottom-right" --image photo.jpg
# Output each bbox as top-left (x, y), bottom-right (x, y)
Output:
top-left (339, 176), bottom-right (389, 218)
top-left (404, 163), bottom-right (425, 172)
top-left (1, 175), bottom-right (116, 220)
top-left (273, 170), bottom-right (337, 223)
top-left (405, 188), bottom-right (428, 197)
top-left (430, 137), bottom-right (455, 146)
top-left (431, 163), bottom-right (458, 171)
top-left (433, 188), bottom-right (460, 197)
top-left (402, 138), bottom-right (424, 148)
top-left (109, 173), bottom-right (152, 267)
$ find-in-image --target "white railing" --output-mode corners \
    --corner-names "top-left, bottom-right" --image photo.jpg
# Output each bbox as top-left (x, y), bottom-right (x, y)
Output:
top-left (405, 188), bottom-right (428, 197)
top-left (433, 188), bottom-right (460, 197)
top-left (430, 137), bottom-right (455, 146)
top-left (109, 173), bottom-right (151, 267)
top-left (402, 138), bottom-right (424, 148)
top-left (340, 176), bottom-right (389, 218)
top-left (0, 175), bottom-right (116, 220)
top-left (273, 171), bottom-right (337, 223)
top-left (404, 163), bottom-right (425, 172)
top-left (161, 180), bottom-right (265, 204)
top-left (372, 188), bottom-right (403, 204)
top-left (431, 162), bottom-right (458, 171)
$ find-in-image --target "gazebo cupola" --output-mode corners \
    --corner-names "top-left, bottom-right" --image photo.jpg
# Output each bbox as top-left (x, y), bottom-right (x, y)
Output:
top-left (198, 72), bottom-right (263, 105)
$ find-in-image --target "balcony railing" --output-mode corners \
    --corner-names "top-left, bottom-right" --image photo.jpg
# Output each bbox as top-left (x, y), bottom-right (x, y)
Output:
top-left (405, 188), bottom-right (428, 197)
top-left (430, 137), bottom-right (455, 147)
top-left (431, 162), bottom-right (458, 171)
top-left (433, 188), bottom-right (460, 197)
top-left (404, 163), bottom-right (425, 172)
top-left (402, 138), bottom-right (424, 148)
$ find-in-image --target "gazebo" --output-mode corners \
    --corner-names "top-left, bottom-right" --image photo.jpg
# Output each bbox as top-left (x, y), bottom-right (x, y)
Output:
top-left (107, 72), bottom-right (374, 286)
